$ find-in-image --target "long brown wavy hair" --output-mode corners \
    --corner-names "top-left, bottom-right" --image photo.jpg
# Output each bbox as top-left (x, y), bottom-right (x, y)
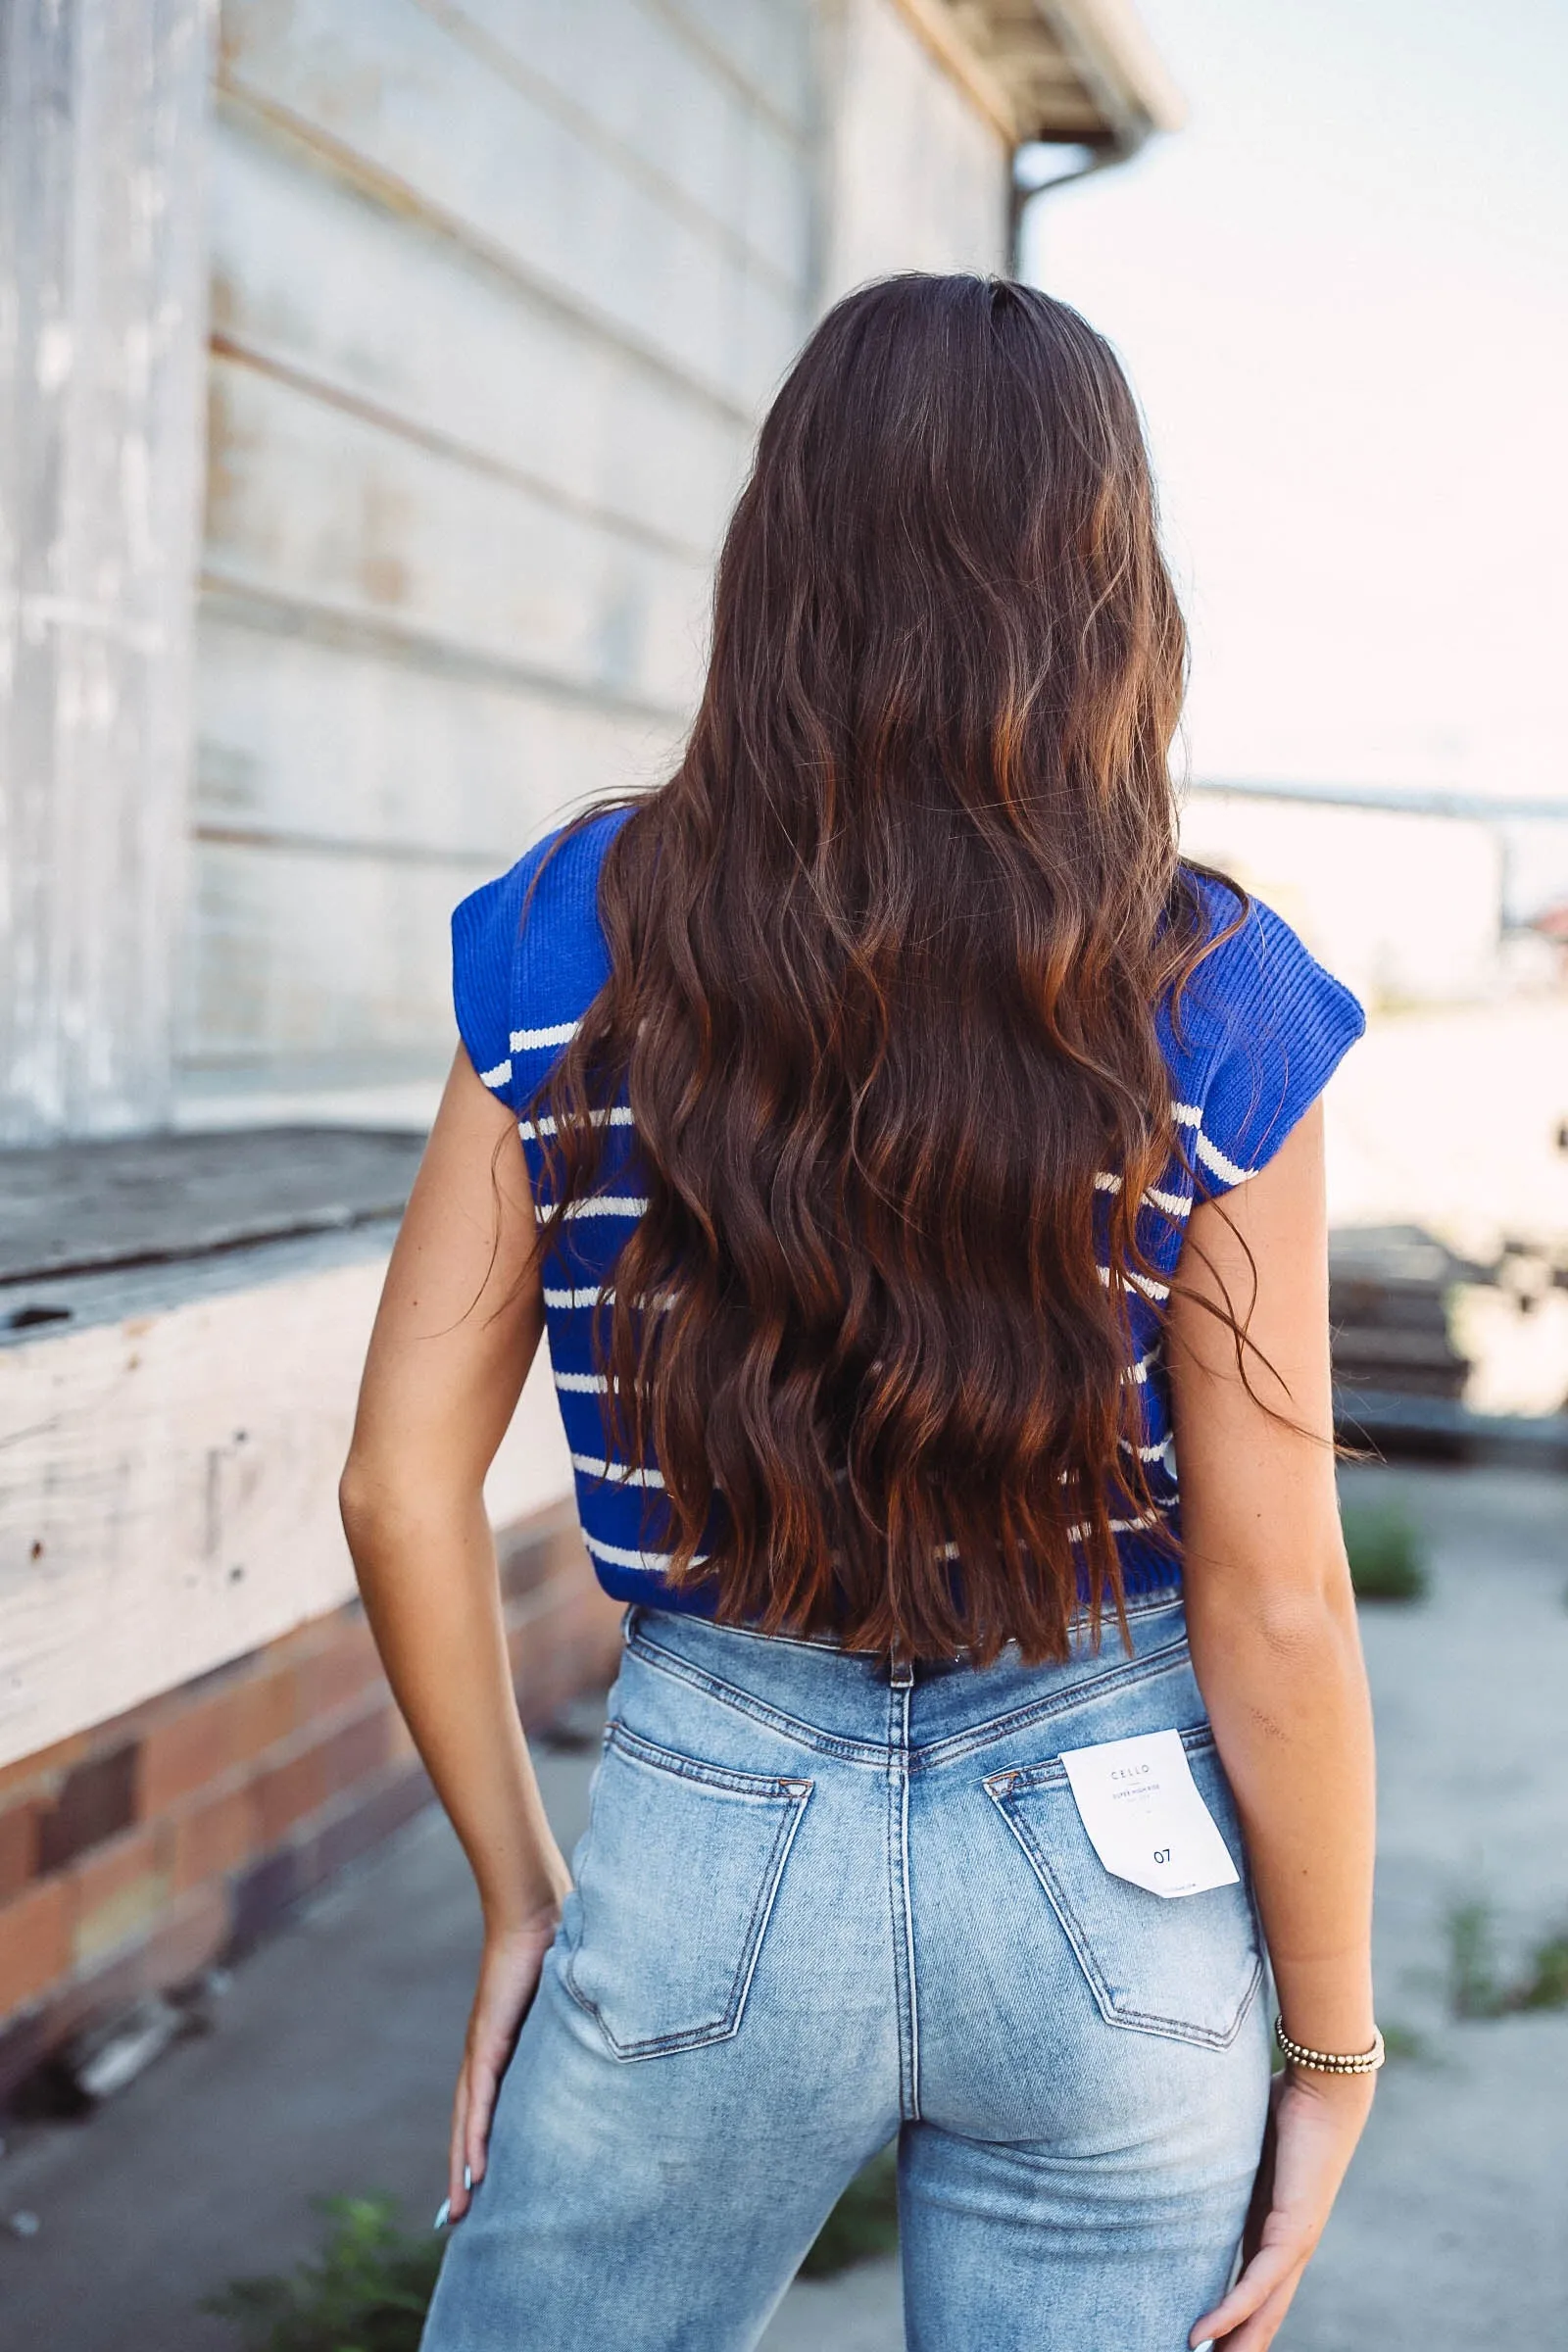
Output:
top-left (528, 273), bottom-right (1238, 1665)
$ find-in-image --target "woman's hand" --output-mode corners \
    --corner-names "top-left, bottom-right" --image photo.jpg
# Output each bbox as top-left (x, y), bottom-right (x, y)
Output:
top-left (1191, 2068), bottom-right (1376, 2348)
top-left (444, 1894), bottom-right (569, 2226)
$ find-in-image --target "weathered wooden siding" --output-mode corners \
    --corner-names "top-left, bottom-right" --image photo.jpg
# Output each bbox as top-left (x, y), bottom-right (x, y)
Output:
top-left (0, 0), bottom-right (216, 1143)
top-left (183, 0), bottom-right (821, 1121)
top-left (0, 1230), bottom-right (571, 1768)
top-left (821, 0), bottom-right (1008, 301)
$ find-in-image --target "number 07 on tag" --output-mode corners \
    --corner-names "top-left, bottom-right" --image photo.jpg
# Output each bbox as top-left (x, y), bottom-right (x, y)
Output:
top-left (1059, 1729), bottom-right (1240, 1899)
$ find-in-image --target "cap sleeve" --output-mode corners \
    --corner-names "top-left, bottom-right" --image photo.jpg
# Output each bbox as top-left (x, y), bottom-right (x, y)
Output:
top-left (452, 862), bottom-right (530, 1109)
top-left (1178, 888), bottom-right (1366, 1198)
top-left (451, 813), bottom-right (623, 1113)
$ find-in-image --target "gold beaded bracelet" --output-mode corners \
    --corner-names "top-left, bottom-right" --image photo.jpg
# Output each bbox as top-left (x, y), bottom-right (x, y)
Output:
top-left (1274, 2017), bottom-right (1386, 2076)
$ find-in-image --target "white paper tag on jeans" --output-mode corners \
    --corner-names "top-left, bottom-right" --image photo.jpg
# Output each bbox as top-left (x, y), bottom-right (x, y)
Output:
top-left (1059, 1729), bottom-right (1240, 1900)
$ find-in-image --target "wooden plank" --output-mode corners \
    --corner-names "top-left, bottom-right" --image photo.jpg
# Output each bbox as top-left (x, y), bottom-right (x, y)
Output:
top-left (0, 1129), bottom-right (424, 1284)
top-left (0, 0), bottom-right (216, 1143)
top-left (822, 0), bottom-right (1007, 301)
top-left (649, 0), bottom-right (816, 135)
top-left (204, 349), bottom-right (712, 717)
top-left (208, 112), bottom-right (751, 562)
top-left (0, 1239), bottom-right (572, 1767)
top-left (882, 0), bottom-right (1023, 141)
top-left (180, 833), bottom-right (468, 1071)
top-left (219, 0), bottom-right (806, 414)
top-left (437, 0), bottom-right (814, 290)
top-left (195, 612), bottom-right (676, 856)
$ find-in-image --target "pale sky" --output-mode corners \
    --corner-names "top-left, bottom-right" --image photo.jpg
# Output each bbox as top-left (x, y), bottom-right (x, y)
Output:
top-left (1023, 0), bottom-right (1568, 815)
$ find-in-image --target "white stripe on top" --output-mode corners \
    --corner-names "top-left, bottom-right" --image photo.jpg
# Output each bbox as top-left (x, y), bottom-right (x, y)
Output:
top-left (542, 1285), bottom-right (675, 1314)
top-left (1098, 1263), bottom-right (1170, 1303)
top-left (571, 1452), bottom-right (665, 1489)
top-left (513, 1019), bottom-right (579, 1052)
top-left (583, 1530), bottom-right (708, 1575)
top-left (480, 1018), bottom-right (583, 1093)
top-left (519, 1105), bottom-right (634, 1142)
top-left (1172, 1102), bottom-right (1256, 1190)
top-left (936, 1507), bottom-right (1165, 1561)
top-left (1094, 1170), bottom-right (1192, 1220)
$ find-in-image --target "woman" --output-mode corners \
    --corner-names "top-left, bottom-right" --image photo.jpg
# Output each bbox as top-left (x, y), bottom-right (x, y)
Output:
top-left (340, 275), bottom-right (1378, 2352)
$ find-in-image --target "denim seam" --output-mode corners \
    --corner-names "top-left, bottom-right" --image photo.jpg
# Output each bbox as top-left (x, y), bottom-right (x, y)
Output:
top-left (984, 1758), bottom-right (1263, 2050)
top-left (910, 1637), bottom-right (1195, 1773)
top-left (886, 1675), bottom-right (921, 2122)
top-left (630, 1587), bottom-right (1184, 1662)
top-left (986, 1721), bottom-right (1218, 1793)
top-left (625, 1626), bottom-right (1196, 1774)
top-left (625, 1629), bottom-right (893, 1765)
top-left (564, 1772), bottom-right (812, 2061)
top-left (603, 1719), bottom-right (815, 1801)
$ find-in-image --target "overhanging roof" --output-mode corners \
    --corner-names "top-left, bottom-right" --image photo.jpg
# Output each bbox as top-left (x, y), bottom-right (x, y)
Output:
top-left (896, 0), bottom-right (1187, 155)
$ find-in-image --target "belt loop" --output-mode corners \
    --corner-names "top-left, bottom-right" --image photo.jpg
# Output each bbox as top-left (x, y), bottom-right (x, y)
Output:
top-left (889, 1650), bottom-right (914, 1690)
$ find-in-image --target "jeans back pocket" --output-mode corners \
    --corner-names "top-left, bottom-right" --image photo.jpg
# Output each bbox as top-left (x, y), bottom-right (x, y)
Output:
top-left (984, 1727), bottom-right (1262, 2048)
top-left (563, 1723), bottom-right (812, 2060)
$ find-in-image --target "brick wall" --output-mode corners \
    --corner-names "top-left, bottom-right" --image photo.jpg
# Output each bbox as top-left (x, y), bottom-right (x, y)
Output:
top-left (0, 1504), bottom-right (621, 2102)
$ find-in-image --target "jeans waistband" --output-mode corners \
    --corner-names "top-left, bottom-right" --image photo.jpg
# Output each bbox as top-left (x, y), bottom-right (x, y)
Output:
top-left (619, 1591), bottom-right (1193, 1764)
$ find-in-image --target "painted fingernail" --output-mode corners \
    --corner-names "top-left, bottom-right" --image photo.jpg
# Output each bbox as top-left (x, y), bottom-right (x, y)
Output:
top-left (433, 2198), bottom-right (451, 2231)
top-left (464, 2164), bottom-right (473, 2191)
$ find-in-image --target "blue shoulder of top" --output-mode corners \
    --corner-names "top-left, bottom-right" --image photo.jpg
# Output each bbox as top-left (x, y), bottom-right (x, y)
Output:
top-left (1160, 867), bottom-right (1365, 1195)
top-left (454, 829), bottom-right (1365, 1191)
top-left (451, 808), bottom-right (631, 1111)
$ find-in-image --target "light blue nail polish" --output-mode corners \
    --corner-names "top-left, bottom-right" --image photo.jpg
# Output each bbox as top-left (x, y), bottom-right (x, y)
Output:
top-left (432, 2198), bottom-right (451, 2231)
top-left (464, 2164), bottom-right (473, 2192)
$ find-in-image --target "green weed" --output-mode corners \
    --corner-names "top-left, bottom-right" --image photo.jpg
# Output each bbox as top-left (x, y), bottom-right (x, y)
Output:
top-left (211, 2154), bottom-right (904, 2342)
top-left (799, 2144), bottom-right (901, 2278)
top-left (1341, 1500), bottom-right (1429, 1602)
top-left (1445, 1899), bottom-right (1568, 2019)
top-left (1514, 1930), bottom-right (1568, 2011)
top-left (1446, 1898), bottom-right (1502, 2018)
top-left (205, 2196), bottom-right (440, 2352)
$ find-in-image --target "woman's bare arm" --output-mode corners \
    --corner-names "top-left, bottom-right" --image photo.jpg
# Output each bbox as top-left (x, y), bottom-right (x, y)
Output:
top-left (340, 1048), bottom-right (569, 2223)
top-left (1167, 1101), bottom-right (1377, 2350)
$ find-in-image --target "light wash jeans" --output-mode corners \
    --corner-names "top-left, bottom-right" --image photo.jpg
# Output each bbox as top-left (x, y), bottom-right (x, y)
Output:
top-left (422, 1593), bottom-right (1271, 2350)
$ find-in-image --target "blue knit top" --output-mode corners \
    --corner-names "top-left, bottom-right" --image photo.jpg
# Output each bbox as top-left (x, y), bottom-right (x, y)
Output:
top-left (453, 809), bottom-right (1364, 1620)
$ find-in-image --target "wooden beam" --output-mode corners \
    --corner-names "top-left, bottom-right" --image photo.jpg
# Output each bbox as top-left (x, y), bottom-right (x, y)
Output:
top-left (0, 1228), bottom-right (573, 1768)
top-left (0, 0), bottom-right (217, 1142)
top-left (885, 0), bottom-right (1024, 143)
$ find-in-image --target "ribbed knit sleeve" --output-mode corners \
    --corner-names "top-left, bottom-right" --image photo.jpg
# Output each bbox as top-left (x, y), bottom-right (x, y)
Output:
top-left (452, 862), bottom-right (530, 1110)
top-left (451, 809), bottom-right (630, 1115)
top-left (1168, 881), bottom-right (1366, 1198)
